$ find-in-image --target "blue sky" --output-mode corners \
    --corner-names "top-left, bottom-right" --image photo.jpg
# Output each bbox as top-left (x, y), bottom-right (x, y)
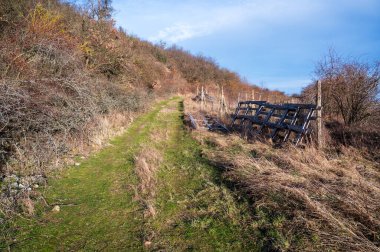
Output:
top-left (111, 0), bottom-right (380, 94)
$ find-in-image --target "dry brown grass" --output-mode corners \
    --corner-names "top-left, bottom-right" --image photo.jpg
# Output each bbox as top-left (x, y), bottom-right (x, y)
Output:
top-left (192, 128), bottom-right (380, 251)
top-left (184, 92), bottom-right (380, 251)
top-left (134, 146), bottom-right (163, 218)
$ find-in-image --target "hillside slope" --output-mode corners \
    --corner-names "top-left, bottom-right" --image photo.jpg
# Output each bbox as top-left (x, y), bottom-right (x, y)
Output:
top-left (4, 1), bottom-right (378, 252)
top-left (0, 0), bottom-right (285, 178)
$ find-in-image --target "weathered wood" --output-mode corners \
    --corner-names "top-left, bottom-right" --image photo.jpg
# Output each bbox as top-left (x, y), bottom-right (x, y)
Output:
top-left (231, 101), bottom-right (266, 125)
top-left (204, 116), bottom-right (229, 132)
top-left (231, 101), bottom-right (320, 145)
top-left (317, 80), bottom-right (323, 148)
top-left (219, 86), bottom-right (227, 115)
top-left (187, 113), bottom-right (197, 129)
top-left (201, 86), bottom-right (205, 111)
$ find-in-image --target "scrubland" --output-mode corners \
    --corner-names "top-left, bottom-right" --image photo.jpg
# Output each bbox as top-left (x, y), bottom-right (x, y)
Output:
top-left (1, 1), bottom-right (379, 251)
top-left (0, 0), bottom-right (278, 179)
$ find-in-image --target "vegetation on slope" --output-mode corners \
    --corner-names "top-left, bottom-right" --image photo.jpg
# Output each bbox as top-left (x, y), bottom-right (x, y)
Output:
top-left (0, 0), bottom-right (285, 178)
top-left (2, 1), bottom-right (379, 251)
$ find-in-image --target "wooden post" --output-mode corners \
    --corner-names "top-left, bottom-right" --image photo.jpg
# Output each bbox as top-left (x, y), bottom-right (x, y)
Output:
top-left (220, 86), bottom-right (224, 115)
top-left (317, 80), bottom-right (323, 148)
top-left (205, 87), bottom-right (208, 110)
top-left (245, 93), bottom-right (248, 101)
top-left (219, 86), bottom-right (223, 115)
top-left (252, 89), bottom-right (255, 100)
top-left (201, 86), bottom-right (205, 111)
top-left (259, 93), bottom-right (262, 101)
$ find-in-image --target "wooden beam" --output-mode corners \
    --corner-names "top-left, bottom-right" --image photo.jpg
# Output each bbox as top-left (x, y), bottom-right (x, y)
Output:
top-left (317, 80), bottom-right (323, 148)
top-left (201, 86), bottom-right (205, 111)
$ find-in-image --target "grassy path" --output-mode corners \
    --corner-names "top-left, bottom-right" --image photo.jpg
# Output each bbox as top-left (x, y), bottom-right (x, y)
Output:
top-left (11, 97), bottom-right (256, 251)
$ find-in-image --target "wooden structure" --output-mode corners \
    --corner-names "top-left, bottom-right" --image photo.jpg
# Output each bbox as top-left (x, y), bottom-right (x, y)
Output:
top-left (192, 87), bottom-right (215, 103)
top-left (317, 80), bottom-right (323, 148)
top-left (203, 116), bottom-right (229, 133)
top-left (219, 86), bottom-right (228, 115)
top-left (231, 101), bottom-right (320, 145)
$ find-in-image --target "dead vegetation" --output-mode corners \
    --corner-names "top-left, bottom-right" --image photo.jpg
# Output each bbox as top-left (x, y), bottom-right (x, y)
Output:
top-left (301, 50), bottom-right (380, 161)
top-left (183, 94), bottom-right (380, 251)
top-left (134, 145), bottom-right (163, 218)
top-left (191, 128), bottom-right (380, 251)
top-left (2, 1), bottom-right (379, 250)
top-left (0, 78), bottom-right (144, 176)
top-left (0, 0), bottom-right (280, 181)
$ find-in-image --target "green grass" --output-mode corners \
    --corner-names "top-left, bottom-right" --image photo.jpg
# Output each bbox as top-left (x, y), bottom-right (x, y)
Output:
top-left (7, 97), bottom-right (258, 251)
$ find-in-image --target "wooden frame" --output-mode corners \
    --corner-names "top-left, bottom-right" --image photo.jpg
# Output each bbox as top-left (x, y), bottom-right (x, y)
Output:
top-left (231, 101), bottom-right (320, 145)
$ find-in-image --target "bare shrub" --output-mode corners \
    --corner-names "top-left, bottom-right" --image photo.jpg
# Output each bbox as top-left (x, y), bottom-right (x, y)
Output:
top-left (301, 51), bottom-right (380, 155)
top-left (0, 77), bottom-right (145, 176)
top-left (303, 50), bottom-right (379, 126)
top-left (25, 42), bottom-right (80, 77)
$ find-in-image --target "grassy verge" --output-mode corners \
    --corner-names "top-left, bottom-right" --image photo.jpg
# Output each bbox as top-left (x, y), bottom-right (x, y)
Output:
top-left (6, 97), bottom-right (259, 251)
top-left (8, 99), bottom-right (172, 251)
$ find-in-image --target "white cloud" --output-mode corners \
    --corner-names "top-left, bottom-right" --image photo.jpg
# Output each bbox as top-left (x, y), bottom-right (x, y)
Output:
top-left (147, 0), bottom-right (380, 43)
top-left (148, 0), bottom-right (325, 43)
top-left (150, 23), bottom-right (208, 43)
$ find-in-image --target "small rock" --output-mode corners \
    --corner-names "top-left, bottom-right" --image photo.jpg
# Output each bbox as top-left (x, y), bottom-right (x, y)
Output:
top-left (144, 241), bottom-right (152, 247)
top-left (75, 163), bottom-right (81, 167)
top-left (52, 205), bottom-right (60, 212)
top-left (18, 184), bottom-right (25, 189)
top-left (33, 184), bottom-right (39, 189)
top-left (27, 187), bottom-right (32, 191)
top-left (11, 182), bottom-right (18, 189)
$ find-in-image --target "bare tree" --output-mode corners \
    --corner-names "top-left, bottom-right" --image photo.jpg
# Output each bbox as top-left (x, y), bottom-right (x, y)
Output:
top-left (85, 0), bottom-right (113, 20)
top-left (313, 50), bottom-right (379, 125)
